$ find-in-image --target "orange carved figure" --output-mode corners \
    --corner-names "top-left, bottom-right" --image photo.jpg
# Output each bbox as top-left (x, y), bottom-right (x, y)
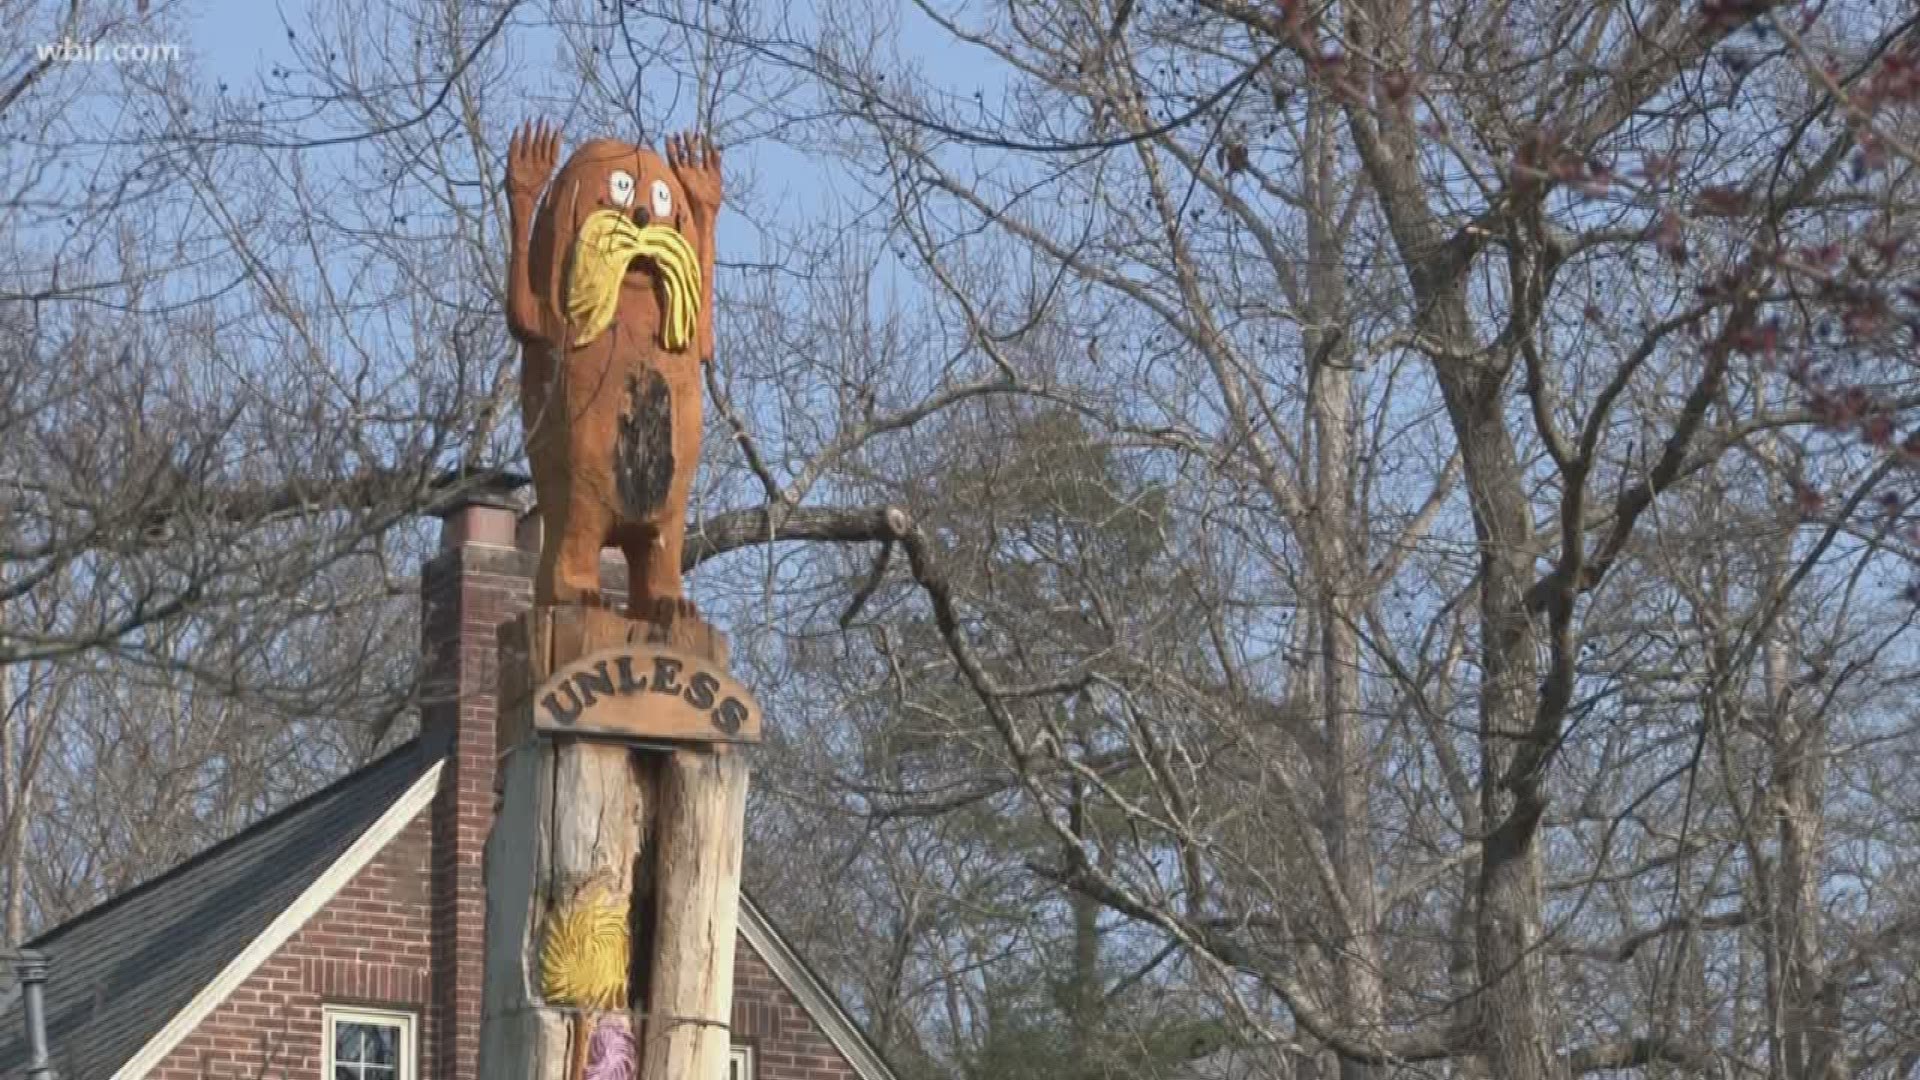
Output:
top-left (504, 122), bottom-right (721, 613)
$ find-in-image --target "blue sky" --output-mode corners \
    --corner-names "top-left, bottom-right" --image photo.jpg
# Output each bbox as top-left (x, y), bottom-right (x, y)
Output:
top-left (184, 0), bottom-right (300, 83)
top-left (159, 0), bottom-right (983, 317)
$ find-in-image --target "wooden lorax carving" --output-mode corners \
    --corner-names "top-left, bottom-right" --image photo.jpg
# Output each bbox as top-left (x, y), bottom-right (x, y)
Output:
top-left (505, 121), bottom-right (722, 612)
top-left (487, 121), bottom-right (748, 1080)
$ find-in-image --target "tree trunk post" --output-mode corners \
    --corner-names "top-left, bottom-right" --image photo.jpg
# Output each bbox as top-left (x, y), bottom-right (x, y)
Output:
top-left (479, 600), bottom-right (753, 1080)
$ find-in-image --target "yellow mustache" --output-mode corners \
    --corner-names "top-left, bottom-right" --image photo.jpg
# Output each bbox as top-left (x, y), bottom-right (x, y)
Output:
top-left (565, 209), bottom-right (702, 350)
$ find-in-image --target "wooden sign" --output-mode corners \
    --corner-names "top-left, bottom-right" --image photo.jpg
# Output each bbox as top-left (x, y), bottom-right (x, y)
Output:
top-left (530, 645), bottom-right (761, 744)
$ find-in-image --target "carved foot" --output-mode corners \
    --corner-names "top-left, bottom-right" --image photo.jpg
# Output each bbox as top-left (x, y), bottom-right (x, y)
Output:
top-left (629, 594), bottom-right (701, 624)
top-left (631, 597), bottom-right (725, 663)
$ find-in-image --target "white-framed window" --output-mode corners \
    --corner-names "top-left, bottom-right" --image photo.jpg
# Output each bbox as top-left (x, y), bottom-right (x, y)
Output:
top-left (729, 1044), bottom-right (754, 1080)
top-left (324, 1005), bottom-right (416, 1080)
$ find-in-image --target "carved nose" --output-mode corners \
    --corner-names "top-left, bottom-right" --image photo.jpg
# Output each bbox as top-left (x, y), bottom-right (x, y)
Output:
top-left (631, 205), bottom-right (650, 227)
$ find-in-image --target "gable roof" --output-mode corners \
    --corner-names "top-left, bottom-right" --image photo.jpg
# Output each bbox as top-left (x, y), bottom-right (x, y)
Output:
top-left (0, 742), bottom-right (441, 1080)
top-left (739, 896), bottom-right (900, 1080)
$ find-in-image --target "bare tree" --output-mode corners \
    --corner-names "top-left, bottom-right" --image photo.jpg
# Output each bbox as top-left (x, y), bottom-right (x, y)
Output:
top-left (0, 0), bottom-right (521, 929)
top-left (614, 1), bottom-right (1920, 1077)
top-left (10, 5), bottom-right (1920, 1080)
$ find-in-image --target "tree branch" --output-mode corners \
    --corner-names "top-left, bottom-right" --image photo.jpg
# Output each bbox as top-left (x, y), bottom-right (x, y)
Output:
top-left (683, 504), bottom-right (911, 569)
top-left (1552, 909), bottom-right (1751, 962)
top-left (1562, 1034), bottom-right (1723, 1074)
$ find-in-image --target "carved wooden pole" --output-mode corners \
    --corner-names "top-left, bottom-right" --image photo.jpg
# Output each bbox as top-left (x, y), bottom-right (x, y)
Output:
top-left (480, 602), bottom-right (755, 1080)
top-left (643, 742), bottom-right (749, 1079)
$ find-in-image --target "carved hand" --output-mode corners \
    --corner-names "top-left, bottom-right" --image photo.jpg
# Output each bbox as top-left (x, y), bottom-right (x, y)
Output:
top-left (507, 119), bottom-right (560, 204)
top-left (666, 132), bottom-right (722, 218)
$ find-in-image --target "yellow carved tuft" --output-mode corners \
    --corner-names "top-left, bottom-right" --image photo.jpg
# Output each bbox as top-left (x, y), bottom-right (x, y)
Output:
top-left (540, 891), bottom-right (630, 1009)
top-left (565, 209), bottom-right (702, 350)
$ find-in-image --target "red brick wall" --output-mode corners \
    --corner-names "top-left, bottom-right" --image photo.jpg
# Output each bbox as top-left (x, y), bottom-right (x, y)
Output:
top-left (147, 808), bottom-right (435, 1080)
top-left (731, 946), bottom-right (862, 1080)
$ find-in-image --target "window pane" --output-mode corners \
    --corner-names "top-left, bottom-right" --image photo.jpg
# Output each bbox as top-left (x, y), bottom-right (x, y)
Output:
top-left (328, 1011), bottom-right (410, 1080)
top-left (336, 1025), bottom-right (365, 1061)
top-left (365, 1025), bottom-right (397, 1063)
top-left (334, 1021), bottom-right (402, 1066)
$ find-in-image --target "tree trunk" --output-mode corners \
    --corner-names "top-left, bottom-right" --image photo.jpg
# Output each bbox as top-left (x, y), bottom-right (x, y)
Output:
top-left (0, 668), bottom-right (18, 949)
top-left (1765, 633), bottom-right (1841, 1080)
top-left (481, 607), bottom-right (652, 1080)
top-left (642, 743), bottom-right (749, 1080)
top-left (1341, 14), bottom-right (1558, 1056)
top-left (1303, 153), bottom-right (1385, 1079)
top-left (1447, 369), bottom-right (1557, 1080)
top-left (481, 603), bottom-right (749, 1080)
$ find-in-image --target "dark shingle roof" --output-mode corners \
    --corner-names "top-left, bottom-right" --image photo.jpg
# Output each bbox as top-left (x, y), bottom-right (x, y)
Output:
top-left (0, 741), bottom-right (437, 1080)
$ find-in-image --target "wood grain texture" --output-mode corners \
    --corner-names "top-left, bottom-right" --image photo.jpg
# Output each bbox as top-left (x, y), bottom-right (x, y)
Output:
top-left (481, 602), bottom-right (750, 1080)
top-left (642, 744), bottom-right (750, 1080)
top-left (481, 606), bottom-right (651, 1080)
top-left (497, 615), bottom-right (534, 754)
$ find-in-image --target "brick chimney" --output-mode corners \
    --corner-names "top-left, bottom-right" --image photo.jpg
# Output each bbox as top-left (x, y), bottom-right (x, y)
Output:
top-left (421, 477), bottom-right (534, 1080)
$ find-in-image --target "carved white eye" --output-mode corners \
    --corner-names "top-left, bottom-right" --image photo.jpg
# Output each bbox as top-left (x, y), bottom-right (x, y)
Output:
top-left (608, 170), bottom-right (635, 207)
top-left (650, 179), bottom-right (673, 218)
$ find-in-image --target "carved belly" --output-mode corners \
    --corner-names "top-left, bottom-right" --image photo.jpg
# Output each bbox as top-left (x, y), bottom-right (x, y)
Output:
top-left (614, 369), bottom-right (675, 518)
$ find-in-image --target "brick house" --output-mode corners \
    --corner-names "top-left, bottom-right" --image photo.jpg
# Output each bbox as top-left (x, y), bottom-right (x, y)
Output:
top-left (0, 493), bottom-right (896, 1080)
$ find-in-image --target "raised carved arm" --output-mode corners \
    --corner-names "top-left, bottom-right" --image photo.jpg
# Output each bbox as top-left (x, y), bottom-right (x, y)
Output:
top-left (505, 120), bottom-right (560, 344)
top-left (667, 132), bottom-right (722, 364)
